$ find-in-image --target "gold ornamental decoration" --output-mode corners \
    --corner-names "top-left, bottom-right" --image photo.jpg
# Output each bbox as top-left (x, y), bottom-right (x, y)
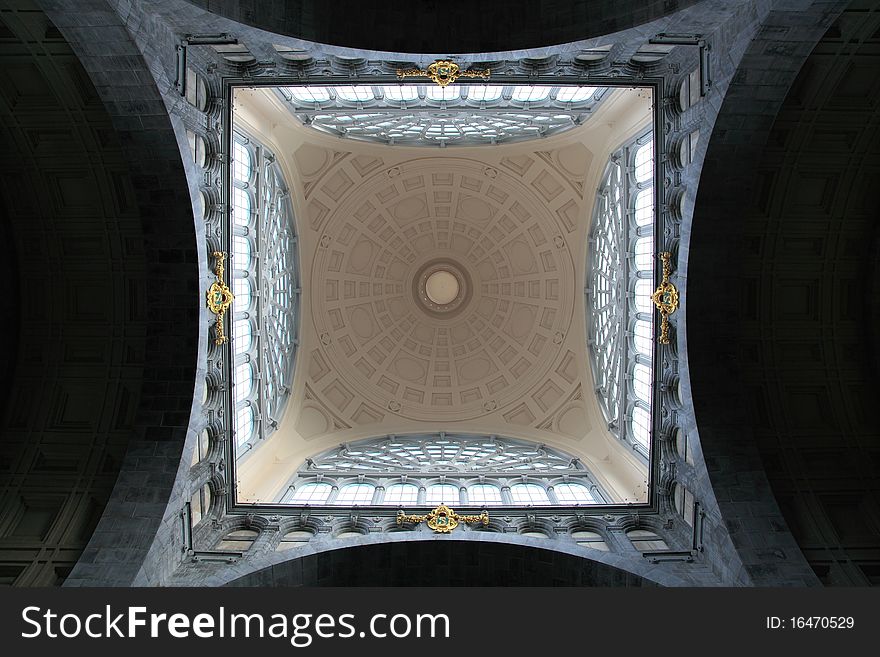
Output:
top-left (206, 251), bottom-right (234, 345)
top-left (396, 59), bottom-right (490, 87)
top-left (651, 251), bottom-right (679, 345)
top-left (396, 504), bottom-right (489, 534)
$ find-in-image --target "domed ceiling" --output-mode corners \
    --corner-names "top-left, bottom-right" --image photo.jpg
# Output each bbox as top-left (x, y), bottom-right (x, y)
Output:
top-left (310, 155), bottom-right (576, 423)
top-left (232, 85), bottom-right (653, 504)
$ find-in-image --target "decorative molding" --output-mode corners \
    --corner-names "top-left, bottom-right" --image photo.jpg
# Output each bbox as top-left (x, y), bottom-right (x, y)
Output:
top-left (396, 59), bottom-right (490, 87)
top-left (652, 251), bottom-right (679, 345)
top-left (397, 504), bottom-right (489, 533)
top-left (206, 251), bottom-right (234, 345)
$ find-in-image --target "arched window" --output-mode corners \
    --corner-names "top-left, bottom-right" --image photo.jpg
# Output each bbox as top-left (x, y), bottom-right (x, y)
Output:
top-left (276, 530), bottom-right (313, 551)
top-left (290, 87), bottom-right (330, 103)
top-left (468, 484), bottom-right (503, 505)
top-left (674, 483), bottom-right (696, 527)
top-left (467, 85), bottom-right (503, 102)
top-left (510, 483), bottom-right (551, 505)
top-left (587, 129), bottom-right (655, 458)
top-left (383, 85), bottom-right (419, 102)
top-left (279, 84), bottom-right (608, 146)
top-left (279, 434), bottom-right (609, 507)
top-left (382, 483), bottom-right (419, 505)
top-left (426, 483), bottom-right (460, 505)
top-left (571, 530), bottom-right (609, 551)
top-left (555, 86), bottom-right (597, 103)
top-left (511, 85), bottom-right (551, 102)
top-left (334, 483), bottom-right (376, 505)
top-left (281, 482), bottom-right (333, 505)
top-left (335, 85), bottom-right (373, 102)
top-left (553, 482), bottom-right (595, 504)
top-left (191, 429), bottom-right (210, 466)
top-left (627, 529), bottom-right (669, 552)
top-left (234, 405), bottom-right (254, 448)
top-left (216, 529), bottom-right (258, 551)
top-left (189, 482), bottom-right (212, 525)
top-left (230, 130), bottom-right (300, 458)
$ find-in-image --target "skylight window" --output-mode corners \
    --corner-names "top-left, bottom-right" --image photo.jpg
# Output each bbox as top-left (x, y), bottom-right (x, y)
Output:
top-left (229, 129), bottom-right (300, 458)
top-left (273, 434), bottom-right (610, 506)
top-left (555, 86), bottom-right (597, 103)
top-left (335, 85), bottom-right (373, 102)
top-left (290, 86), bottom-right (330, 103)
top-left (278, 84), bottom-right (608, 146)
top-left (467, 85), bottom-right (503, 102)
top-left (383, 85), bottom-right (419, 101)
top-left (427, 84), bottom-right (459, 101)
top-left (511, 85), bottom-right (551, 102)
top-left (587, 129), bottom-right (655, 458)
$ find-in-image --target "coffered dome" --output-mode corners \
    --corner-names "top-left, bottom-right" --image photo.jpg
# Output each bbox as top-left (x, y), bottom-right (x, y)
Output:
top-left (311, 156), bottom-right (575, 422)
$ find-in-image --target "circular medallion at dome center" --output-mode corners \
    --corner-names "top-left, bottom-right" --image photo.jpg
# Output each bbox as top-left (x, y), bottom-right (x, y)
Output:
top-left (413, 260), bottom-right (471, 318)
top-left (425, 271), bottom-right (459, 305)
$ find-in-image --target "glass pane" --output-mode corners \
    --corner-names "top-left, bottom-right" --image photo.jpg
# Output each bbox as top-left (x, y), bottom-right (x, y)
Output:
top-left (553, 483), bottom-right (595, 503)
top-left (634, 140), bottom-right (654, 183)
top-left (555, 86), bottom-right (596, 103)
top-left (426, 85), bottom-right (459, 101)
top-left (276, 530), bottom-right (313, 550)
top-left (633, 363), bottom-right (652, 403)
top-left (634, 188), bottom-right (653, 226)
top-left (631, 405), bottom-right (651, 450)
top-left (468, 484), bottom-right (503, 505)
top-left (233, 276), bottom-right (251, 309)
top-left (233, 141), bottom-right (251, 182)
top-left (468, 85), bottom-right (503, 102)
top-left (335, 85), bottom-right (373, 102)
top-left (286, 483), bottom-right (332, 504)
top-left (234, 361), bottom-right (253, 402)
top-left (381, 483), bottom-right (419, 505)
top-left (383, 85), bottom-right (419, 101)
top-left (426, 484), bottom-right (459, 505)
top-left (233, 235), bottom-right (251, 268)
top-left (512, 85), bottom-right (551, 102)
top-left (233, 319), bottom-right (251, 354)
top-left (334, 483), bottom-right (375, 505)
top-left (290, 86), bottom-right (330, 103)
top-left (634, 278), bottom-right (653, 313)
top-left (634, 319), bottom-right (653, 356)
top-left (634, 236), bottom-right (653, 272)
top-left (232, 187), bottom-right (250, 225)
top-left (509, 483), bottom-right (550, 504)
top-left (235, 405), bottom-right (254, 446)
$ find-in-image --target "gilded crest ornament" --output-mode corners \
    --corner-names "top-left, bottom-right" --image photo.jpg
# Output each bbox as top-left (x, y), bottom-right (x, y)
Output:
top-left (396, 504), bottom-right (489, 534)
top-left (651, 251), bottom-right (679, 345)
top-left (206, 251), bottom-right (234, 345)
top-left (396, 59), bottom-right (491, 87)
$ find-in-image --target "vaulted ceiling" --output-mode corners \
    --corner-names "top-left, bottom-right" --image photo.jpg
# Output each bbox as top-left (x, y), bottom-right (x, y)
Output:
top-left (234, 86), bottom-right (653, 504)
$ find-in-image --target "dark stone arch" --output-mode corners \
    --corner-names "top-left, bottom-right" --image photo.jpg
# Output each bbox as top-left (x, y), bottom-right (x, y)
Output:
top-left (223, 535), bottom-right (658, 587)
top-left (30, 0), bottom-right (203, 586)
top-left (685, 0), bottom-right (869, 585)
top-left (720, 3), bottom-right (880, 586)
top-left (0, 1), bottom-right (147, 585)
top-left (183, 0), bottom-right (707, 54)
